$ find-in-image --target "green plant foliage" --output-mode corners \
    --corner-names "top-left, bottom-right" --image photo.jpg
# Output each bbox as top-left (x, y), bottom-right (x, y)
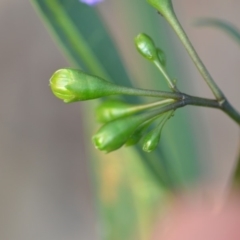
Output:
top-left (31, 0), bottom-right (200, 239)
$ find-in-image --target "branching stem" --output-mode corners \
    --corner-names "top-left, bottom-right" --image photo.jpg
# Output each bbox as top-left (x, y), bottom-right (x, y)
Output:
top-left (156, 4), bottom-right (240, 126)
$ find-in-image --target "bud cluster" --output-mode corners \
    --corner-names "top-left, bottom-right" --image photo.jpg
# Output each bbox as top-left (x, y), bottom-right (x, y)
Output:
top-left (49, 27), bottom-right (180, 153)
top-left (93, 100), bottom-right (174, 153)
top-left (49, 67), bottom-right (176, 153)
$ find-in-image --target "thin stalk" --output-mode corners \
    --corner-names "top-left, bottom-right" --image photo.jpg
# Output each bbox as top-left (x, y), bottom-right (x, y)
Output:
top-left (164, 8), bottom-right (225, 101)
top-left (159, 5), bottom-right (240, 125)
top-left (156, 109), bottom-right (174, 130)
top-left (154, 60), bottom-right (179, 92)
top-left (184, 95), bottom-right (220, 109)
top-left (181, 95), bottom-right (240, 125)
top-left (130, 99), bottom-right (175, 112)
top-left (146, 100), bottom-right (186, 117)
top-left (117, 86), bottom-right (183, 99)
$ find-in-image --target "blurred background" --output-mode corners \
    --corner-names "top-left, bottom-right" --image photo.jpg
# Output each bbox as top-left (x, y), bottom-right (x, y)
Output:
top-left (0, 0), bottom-right (239, 239)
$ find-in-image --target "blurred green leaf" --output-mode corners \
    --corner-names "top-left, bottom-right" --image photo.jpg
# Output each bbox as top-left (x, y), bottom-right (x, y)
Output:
top-left (31, 0), bottom-right (200, 239)
top-left (196, 18), bottom-right (240, 45)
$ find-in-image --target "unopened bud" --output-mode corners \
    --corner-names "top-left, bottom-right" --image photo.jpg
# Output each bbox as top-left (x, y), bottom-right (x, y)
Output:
top-left (125, 115), bottom-right (159, 146)
top-left (142, 110), bottom-right (173, 152)
top-left (50, 68), bottom-right (169, 103)
top-left (92, 115), bottom-right (144, 153)
top-left (142, 127), bottom-right (162, 152)
top-left (135, 33), bottom-right (159, 62)
top-left (135, 33), bottom-right (166, 66)
top-left (92, 108), bottom-right (166, 153)
top-left (96, 100), bottom-right (134, 123)
top-left (49, 69), bottom-right (76, 103)
top-left (50, 68), bottom-right (122, 103)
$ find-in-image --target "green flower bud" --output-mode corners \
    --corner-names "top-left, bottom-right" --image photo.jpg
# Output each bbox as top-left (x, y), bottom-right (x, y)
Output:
top-left (135, 34), bottom-right (177, 91)
top-left (50, 68), bottom-right (176, 103)
top-left (125, 114), bottom-right (161, 146)
top-left (96, 99), bottom-right (173, 123)
top-left (125, 122), bottom-right (151, 146)
top-left (157, 48), bottom-right (166, 67)
top-left (50, 68), bottom-right (124, 103)
top-left (142, 110), bottom-right (173, 152)
top-left (92, 115), bottom-right (144, 153)
top-left (125, 131), bottom-right (143, 146)
top-left (49, 69), bottom-right (76, 103)
top-left (147, 0), bottom-right (174, 18)
top-left (135, 33), bottom-right (166, 67)
top-left (142, 127), bottom-right (162, 152)
top-left (135, 33), bottom-right (159, 62)
top-left (96, 100), bottom-right (134, 123)
top-left (92, 107), bottom-right (169, 153)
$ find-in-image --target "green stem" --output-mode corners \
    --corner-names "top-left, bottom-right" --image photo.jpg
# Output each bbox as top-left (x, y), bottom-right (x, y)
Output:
top-left (129, 99), bottom-right (175, 112)
top-left (144, 96), bottom-right (219, 115)
top-left (184, 95), bottom-right (220, 109)
top-left (117, 86), bottom-right (183, 99)
top-left (164, 8), bottom-right (225, 101)
top-left (178, 94), bottom-right (240, 125)
top-left (221, 100), bottom-right (240, 126)
top-left (154, 60), bottom-right (179, 92)
top-left (157, 3), bottom-right (240, 126)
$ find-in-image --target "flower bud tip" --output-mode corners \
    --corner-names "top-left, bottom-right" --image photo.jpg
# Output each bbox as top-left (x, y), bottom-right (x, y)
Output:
top-left (49, 69), bottom-right (75, 103)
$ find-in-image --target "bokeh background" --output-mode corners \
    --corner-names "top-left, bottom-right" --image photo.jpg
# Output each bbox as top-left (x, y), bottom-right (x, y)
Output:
top-left (0, 0), bottom-right (239, 239)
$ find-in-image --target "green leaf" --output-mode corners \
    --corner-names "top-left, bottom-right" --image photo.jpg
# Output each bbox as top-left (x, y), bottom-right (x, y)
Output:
top-left (196, 18), bottom-right (240, 46)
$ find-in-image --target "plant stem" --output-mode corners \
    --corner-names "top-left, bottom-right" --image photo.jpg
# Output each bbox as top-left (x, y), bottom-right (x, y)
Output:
top-left (154, 60), bottom-right (179, 92)
top-left (180, 95), bottom-right (240, 125)
top-left (117, 86), bottom-right (183, 99)
top-left (145, 95), bottom-right (220, 114)
top-left (164, 8), bottom-right (225, 101)
top-left (121, 82), bottom-right (240, 124)
top-left (130, 99), bottom-right (175, 112)
top-left (184, 95), bottom-right (220, 109)
top-left (158, 5), bottom-right (240, 126)
top-left (221, 100), bottom-right (240, 126)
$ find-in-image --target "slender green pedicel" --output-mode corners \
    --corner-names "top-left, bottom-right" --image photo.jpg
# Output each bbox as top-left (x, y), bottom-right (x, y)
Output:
top-left (135, 33), bottom-right (178, 91)
top-left (96, 99), bottom-right (174, 123)
top-left (142, 110), bottom-right (173, 152)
